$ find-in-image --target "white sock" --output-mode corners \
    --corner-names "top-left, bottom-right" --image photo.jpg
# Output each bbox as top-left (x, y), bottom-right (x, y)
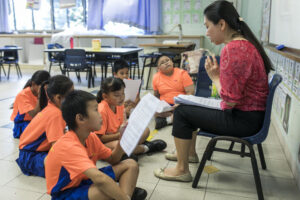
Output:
top-left (166, 116), bottom-right (172, 124)
top-left (143, 144), bottom-right (149, 153)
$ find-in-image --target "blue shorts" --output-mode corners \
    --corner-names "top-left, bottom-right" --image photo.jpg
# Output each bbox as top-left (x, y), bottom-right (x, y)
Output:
top-left (13, 121), bottom-right (30, 138)
top-left (52, 166), bottom-right (116, 200)
top-left (16, 149), bottom-right (47, 177)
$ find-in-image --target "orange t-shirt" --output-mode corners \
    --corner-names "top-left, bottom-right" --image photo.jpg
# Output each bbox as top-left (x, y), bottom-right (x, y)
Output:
top-left (152, 68), bottom-right (193, 104)
top-left (19, 102), bottom-right (66, 152)
top-left (45, 131), bottom-right (112, 195)
top-left (94, 100), bottom-right (124, 135)
top-left (11, 87), bottom-right (37, 121)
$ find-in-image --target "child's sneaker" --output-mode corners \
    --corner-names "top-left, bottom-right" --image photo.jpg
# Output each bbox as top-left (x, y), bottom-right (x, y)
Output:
top-left (131, 187), bottom-right (147, 200)
top-left (144, 140), bottom-right (167, 153)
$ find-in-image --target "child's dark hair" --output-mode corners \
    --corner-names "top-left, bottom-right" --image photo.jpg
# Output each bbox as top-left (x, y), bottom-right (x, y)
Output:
top-left (155, 54), bottom-right (172, 66)
top-left (96, 77), bottom-right (125, 103)
top-left (113, 59), bottom-right (129, 73)
top-left (61, 90), bottom-right (96, 131)
top-left (204, 0), bottom-right (273, 74)
top-left (23, 70), bottom-right (50, 89)
top-left (39, 75), bottom-right (73, 110)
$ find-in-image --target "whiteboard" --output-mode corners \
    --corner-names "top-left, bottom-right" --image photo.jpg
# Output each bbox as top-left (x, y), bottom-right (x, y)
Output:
top-left (269, 0), bottom-right (300, 49)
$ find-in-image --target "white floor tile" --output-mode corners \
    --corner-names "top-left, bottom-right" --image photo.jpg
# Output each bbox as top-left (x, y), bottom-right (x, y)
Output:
top-left (0, 186), bottom-right (43, 200)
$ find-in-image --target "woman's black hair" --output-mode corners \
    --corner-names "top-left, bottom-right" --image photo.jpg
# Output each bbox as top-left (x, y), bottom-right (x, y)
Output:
top-left (96, 77), bottom-right (125, 103)
top-left (23, 70), bottom-right (50, 89)
top-left (39, 75), bottom-right (73, 110)
top-left (62, 90), bottom-right (96, 131)
top-left (113, 59), bottom-right (130, 73)
top-left (204, 0), bottom-right (273, 74)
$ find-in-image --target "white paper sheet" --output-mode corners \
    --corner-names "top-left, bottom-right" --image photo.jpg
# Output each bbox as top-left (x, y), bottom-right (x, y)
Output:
top-left (174, 95), bottom-right (222, 110)
top-left (156, 100), bottom-right (173, 113)
top-left (123, 79), bottom-right (142, 102)
top-left (120, 93), bottom-right (160, 156)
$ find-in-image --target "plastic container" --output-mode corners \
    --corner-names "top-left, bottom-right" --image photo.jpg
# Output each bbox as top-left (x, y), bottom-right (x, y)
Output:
top-left (92, 39), bottom-right (101, 51)
top-left (70, 37), bottom-right (74, 49)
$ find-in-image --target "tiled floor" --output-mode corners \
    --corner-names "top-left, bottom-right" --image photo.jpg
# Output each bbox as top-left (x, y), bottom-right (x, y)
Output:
top-left (0, 66), bottom-right (300, 200)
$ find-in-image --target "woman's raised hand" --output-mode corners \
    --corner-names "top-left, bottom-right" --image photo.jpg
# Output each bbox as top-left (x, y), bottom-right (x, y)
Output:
top-left (205, 56), bottom-right (220, 82)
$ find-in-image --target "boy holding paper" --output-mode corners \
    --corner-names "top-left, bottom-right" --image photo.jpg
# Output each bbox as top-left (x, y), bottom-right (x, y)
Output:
top-left (45, 90), bottom-right (147, 200)
top-left (113, 59), bottom-right (140, 117)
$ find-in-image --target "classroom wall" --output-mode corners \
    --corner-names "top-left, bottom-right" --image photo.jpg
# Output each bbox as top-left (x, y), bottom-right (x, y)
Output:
top-left (161, 0), bottom-right (263, 55)
top-left (266, 48), bottom-right (300, 189)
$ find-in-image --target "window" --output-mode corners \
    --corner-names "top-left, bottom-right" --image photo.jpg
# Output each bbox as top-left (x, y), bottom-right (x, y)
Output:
top-left (34, 0), bottom-right (51, 30)
top-left (54, 0), bottom-right (85, 30)
top-left (14, 0), bottom-right (33, 30)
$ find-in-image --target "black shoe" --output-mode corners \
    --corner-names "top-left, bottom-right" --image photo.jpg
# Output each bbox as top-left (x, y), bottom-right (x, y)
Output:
top-left (155, 117), bottom-right (167, 130)
top-left (120, 153), bottom-right (138, 162)
top-left (144, 139), bottom-right (167, 154)
top-left (131, 187), bottom-right (147, 200)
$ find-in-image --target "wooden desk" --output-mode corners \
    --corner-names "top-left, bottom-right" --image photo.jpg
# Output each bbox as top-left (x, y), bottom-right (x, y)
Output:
top-left (139, 43), bottom-right (194, 48)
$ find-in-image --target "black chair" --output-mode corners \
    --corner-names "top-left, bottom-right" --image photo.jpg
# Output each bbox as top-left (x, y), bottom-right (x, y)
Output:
top-left (3, 45), bottom-right (21, 80)
top-left (47, 43), bottom-right (65, 74)
top-left (93, 45), bottom-right (113, 80)
top-left (63, 49), bottom-right (94, 88)
top-left (192, 74), bottom-right (283, 200)
top-left (140, 53), bottom-right (161, 90)
top-left (0, 56), bottom-right (6, 81)
top-left (121, 46), bottom-right (140, 79)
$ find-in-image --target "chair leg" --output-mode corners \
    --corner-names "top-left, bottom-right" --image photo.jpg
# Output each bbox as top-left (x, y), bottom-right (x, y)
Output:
top-left (207, 140), bottom-right (217, 160)
top-left (241, 143), bottom-right (245, 157)
top-left (16, 63), bottom-right (22, 78)
top-left (192, 139), bottom-right (217, 188)
top-left (248, 144), bottom-right (264, 200)
top-left (257, 144), bottom-right (267, 170)
top-left (49, 62), bottom-right (53, 73)
top-left (146, 66), bottom-right (152, 90)
top-left (7, 64), bottom-right (11, 80)
top-left (229, 142), bottom-right (235, 151)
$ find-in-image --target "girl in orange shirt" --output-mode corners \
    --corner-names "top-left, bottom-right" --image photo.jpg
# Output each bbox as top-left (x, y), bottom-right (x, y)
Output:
top-left (95, 77), bottom-right (166, 159)
top-left (11, 70), bottom-right (50, 138)
top-left (16, 75), bottom-right (74, 177)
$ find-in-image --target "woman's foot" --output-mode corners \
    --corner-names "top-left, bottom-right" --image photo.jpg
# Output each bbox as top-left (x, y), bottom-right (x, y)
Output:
top-left (165, 151), bottom-right (199, 163)
top-left (154, 167), bottom-right (192, 182)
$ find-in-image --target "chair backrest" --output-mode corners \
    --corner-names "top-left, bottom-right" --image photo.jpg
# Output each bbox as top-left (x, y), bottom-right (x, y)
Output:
top-left (47, 43), bottom-right (64, 62)
top-left (195, 56), bottom-right (220, 97)
top-left (64, 49), bottom-right (87, 70)
top-left (245, 73), bottom-right (282, 144)
top-left (3, 45), bottom-right (19, 62)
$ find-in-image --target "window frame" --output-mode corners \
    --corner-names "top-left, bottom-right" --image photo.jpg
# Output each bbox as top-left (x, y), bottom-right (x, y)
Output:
top-left (9, 0), bottom-right (87, 33)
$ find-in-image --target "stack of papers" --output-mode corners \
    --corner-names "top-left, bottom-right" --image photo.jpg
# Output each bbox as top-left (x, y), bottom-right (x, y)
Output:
top-left (156, 100), bottom-right (173, 113)
top-left (174, 95), bottom-right (222, 110)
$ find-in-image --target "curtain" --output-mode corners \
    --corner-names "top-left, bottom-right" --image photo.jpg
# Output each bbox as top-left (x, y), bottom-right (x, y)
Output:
top-left (0, 0), bottom-right (11, 33)
top-left (87, 0), bottom-right (161, 34)
top-left (87, 0), bottom-right (104, 30)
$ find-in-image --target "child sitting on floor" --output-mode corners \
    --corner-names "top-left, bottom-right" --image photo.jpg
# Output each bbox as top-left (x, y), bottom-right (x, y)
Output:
top-left (45, 90), bottom-right (147, 200)
top-left (16, 75), bottom-right (73, 177)
top-left (95, 77), bottom-right (166, 158)
top-left (10, 70), bottom-right (50, 138)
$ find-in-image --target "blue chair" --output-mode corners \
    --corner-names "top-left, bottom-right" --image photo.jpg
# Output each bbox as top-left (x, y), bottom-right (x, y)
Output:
top-left (121, 46), bottom-right (140, 79)
top-left (47, 43), bottom-right (64, 74)
top-left (192, 74), bottom-right (282, 200)
top-left (0, 57), bottom-right (6, 81)
top-left (3, 45), bottom-right (21, 79)
top-left (92, 45), bottom-right (113, 79)
top-left (140, 53), bottom-right (161, 90)
top-left (63, 49), bottom-right (94, 88)
top-left (195, 56), bottom-right (220, 97)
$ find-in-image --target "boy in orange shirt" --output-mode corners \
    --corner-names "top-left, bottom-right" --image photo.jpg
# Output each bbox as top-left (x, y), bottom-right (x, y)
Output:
top-left (11, 70), bottom-right (50, 138)
top-left (152, 55), bottom-right (194, 129)
top-left (17, 75), bottom-right (73, 177)
top-left (45, 90), bottom-right (147, 200)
